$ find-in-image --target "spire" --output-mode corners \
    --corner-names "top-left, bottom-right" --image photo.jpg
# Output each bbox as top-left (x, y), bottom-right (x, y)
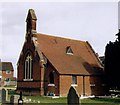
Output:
top-left (26, 9), bottom-right (37, 34)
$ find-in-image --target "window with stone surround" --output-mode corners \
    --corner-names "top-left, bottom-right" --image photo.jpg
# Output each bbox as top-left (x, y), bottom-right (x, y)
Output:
top-left (6, 70), bottom-right (11, 74)
top-left (72, 75), bottom-right (77, 84)
top-left (49, 72), bottom-right (54, 84)
top-left (24, 54), bottom-right (33, 81)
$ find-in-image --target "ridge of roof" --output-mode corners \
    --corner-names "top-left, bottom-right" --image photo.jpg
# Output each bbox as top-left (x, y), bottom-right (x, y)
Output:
top-left (85, 42), bottom-right (103, 68)
top-left (33, 33), bottom-right (86, 43)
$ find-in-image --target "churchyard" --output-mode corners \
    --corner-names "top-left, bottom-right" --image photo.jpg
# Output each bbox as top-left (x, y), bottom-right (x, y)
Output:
top-left (0, 86), bottom-right (120, 104)
top-left (1, 96), bottom-right (120, 104)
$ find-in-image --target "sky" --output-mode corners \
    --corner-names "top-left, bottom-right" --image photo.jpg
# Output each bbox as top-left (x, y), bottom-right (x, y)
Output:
top-left (0, 1), bottom-right (119, 77)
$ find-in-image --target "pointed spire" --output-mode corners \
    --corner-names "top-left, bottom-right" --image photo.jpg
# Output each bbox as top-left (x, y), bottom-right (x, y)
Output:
top-left (26, 9), bottom-right (37, 34)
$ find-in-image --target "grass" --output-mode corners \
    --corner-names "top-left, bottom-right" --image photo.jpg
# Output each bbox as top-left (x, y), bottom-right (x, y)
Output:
top-left (23, 96), bottom-right (67, 103)
top-left (13, 95), bottom-right (120, 104)
top-left (81, 97), bottom-right (120, 104)
top-left (2, 96), bottom-right (120, 105)
top-left (4, 90), bottom-right (120, 104)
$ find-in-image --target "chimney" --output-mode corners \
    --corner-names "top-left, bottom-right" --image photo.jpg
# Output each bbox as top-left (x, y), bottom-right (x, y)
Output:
top-left (26, 9), bottom-right (37, 34)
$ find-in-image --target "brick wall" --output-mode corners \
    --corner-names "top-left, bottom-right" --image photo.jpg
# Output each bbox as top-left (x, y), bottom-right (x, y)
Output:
top-left (59, 75), bottom-right (72, 96)
top-left (2, 71), bottom-right (13, 79)
top-left (1, 70), bottom-right (14, 87)
top-left (76, 76), bottom-right (83, 96)
top-left (17, 37), bottom-right (42, 95)
top-left (44, 63), bottom-right (59, 96)
top-left (90, 76), bottom-right (105, 96)
top-left (59, 75), bottom-right (104, 97)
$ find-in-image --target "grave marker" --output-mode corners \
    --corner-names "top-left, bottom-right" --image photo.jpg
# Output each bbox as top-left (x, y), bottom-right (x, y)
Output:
top-left (2, 88), bottom-right (6, 103)
top-left (18, 91), bottom-right (23, 105)
top-left (10, 95), bottom-right (14, 105)
top-left (67, 86), bottom-right (80, 105)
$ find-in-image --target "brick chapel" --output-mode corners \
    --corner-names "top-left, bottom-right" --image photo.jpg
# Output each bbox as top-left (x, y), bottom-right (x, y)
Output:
top-left (17, 9), bottom-right (106, 96)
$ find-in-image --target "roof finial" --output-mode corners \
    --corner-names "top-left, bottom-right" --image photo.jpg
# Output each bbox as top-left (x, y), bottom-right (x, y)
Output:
top-left (26, 9), bottom-right (37, 34)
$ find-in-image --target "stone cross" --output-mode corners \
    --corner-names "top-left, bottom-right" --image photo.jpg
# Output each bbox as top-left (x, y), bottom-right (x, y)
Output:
top-left (67, 86), bottom-right (80, 105)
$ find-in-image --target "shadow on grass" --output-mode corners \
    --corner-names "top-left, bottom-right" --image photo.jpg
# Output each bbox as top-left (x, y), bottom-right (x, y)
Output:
top-left (90, 97), bottom-right (120, 104)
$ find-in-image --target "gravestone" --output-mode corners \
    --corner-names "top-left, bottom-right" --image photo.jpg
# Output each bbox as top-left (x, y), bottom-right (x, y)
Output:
top-left (10, 95), bottom-right (14, 105)
top-left (18, 91), bottom-right (23, 105)
top-left (2, 88), bottom-right (6, 103)
top-left (10, 95), bottom-right (19, 104)
top-left (67, 86), bottom-right (80, 105)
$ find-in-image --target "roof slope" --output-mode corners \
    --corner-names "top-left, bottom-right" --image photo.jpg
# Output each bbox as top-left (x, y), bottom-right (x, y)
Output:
top-left (33, 33), bottom-right (103, 75)
top-left (0, 62), bottom-right (14, 71)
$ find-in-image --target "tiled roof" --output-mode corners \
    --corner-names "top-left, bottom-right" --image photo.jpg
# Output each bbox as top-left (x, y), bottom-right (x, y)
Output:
top-left (33, 33), bottom-right (103, 75)
top-left (0, 62), bottom-right (14, 71)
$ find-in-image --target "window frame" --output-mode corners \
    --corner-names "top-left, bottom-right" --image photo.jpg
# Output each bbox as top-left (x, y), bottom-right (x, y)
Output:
top-left (72, 75), bottom-right (77, 86)
top-left (49, 72), bottom-right (54, 84)
top-left (23, 54), bottom-right (33, 81)
top-left (6, 70), bottom-right (11, 74)
top-left (48, 72), bottom-right (55, 87)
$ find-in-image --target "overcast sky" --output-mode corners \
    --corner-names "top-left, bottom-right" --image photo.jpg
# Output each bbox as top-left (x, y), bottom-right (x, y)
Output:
top-left (0, 1), bottom-right (119, 77)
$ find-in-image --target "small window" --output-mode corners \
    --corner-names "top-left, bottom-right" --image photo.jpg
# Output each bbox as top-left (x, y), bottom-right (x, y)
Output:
top-left (66, 46), bottom-right (73, 55)
top-left (6, 70), bottom-right (11, 74)
top-left (49, 72), bottom-right (54, 84)
top-left (5, 78), bottom-right (10, 82)
top-left (72, 75), bottom-right (77, 84)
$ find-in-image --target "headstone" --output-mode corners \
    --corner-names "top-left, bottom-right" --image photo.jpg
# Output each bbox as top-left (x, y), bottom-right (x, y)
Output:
top-left (67, 86), bottom-right (80, 105)
top-left (10, 95), bottom-right (19, 104)
top-left (18, 91), bottom-right (23, 105)
top-left (2, 88), bottom-right (6, 103)
top-left (10, 95), bottom-right (14, 105)
top-left (14, 95), bottom-right (19, 103)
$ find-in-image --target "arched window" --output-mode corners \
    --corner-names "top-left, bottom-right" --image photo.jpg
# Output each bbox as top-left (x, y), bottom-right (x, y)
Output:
top-left (24, 54), bottom-right (33, 81)
top-left (49, 72), bottom-right (54, 84)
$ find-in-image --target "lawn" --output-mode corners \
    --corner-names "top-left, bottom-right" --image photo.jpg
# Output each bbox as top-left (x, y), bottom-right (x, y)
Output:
top-left (3, 89), bottom-right (120, 105)
top-left (6, 95), bottom-right (120, 104)
top-left (2, 96), bottom-right (120, 105)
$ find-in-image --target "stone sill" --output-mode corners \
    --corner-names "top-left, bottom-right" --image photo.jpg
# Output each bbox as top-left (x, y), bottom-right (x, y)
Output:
top-left (23, 79), bottom-right (33, 81)
top-left (71, 84), bottom-right (78, 87)
top-left (48, 84), bottom-right (55, 86)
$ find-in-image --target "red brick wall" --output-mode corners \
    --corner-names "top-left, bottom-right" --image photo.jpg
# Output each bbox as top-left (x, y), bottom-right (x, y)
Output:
top-left (17, 37), bottom-right (42, 95)
top-left (90, 76), bottom-right (105, 96)
top-left (1, 70), bottom-right (14, 86)
top-left (2, 71), bottom-right (14, 79)
top-left (59, 75), bottom-right (72, 96)
top-left (76, 76), bottom-right (83, 96)
top-left (44, 63), bottom-right (59, 96)
top-left (59, 75), bottom-right (104, 97)
top-left (84, 76), bottom-right (91, 96)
